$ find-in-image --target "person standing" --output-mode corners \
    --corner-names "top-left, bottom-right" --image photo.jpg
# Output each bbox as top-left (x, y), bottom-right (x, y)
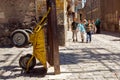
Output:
top-left (71, 18), bottom-right (78, 42)
top-left (85, 20), bottom-right (93, 43)
top-left (77, 20), bottom-right (86, 42)
top-left (91, 19), bottom-right (97, 34)
top-left (95, 18), bottom-right (101, 33)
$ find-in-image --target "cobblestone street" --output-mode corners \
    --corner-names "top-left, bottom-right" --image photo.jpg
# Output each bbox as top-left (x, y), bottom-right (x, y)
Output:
top-left (0, 31), bottom-right (120, 80)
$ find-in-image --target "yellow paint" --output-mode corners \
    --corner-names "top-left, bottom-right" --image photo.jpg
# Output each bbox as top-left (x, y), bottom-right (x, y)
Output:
top-left (28, 8), bottom-right (51, 70)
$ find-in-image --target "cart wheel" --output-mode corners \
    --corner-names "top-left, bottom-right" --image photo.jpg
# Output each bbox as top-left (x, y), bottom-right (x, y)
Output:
top-left (19, 54), bottom-right (36, 71)
top-left (24, 29), bottom-right (33, 34)
top-left (11, 29), bottom-right (29, 47)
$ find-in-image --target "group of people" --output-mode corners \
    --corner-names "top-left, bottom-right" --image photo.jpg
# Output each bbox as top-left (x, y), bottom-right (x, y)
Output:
top-left (71, 18), bottom-right (101, 43)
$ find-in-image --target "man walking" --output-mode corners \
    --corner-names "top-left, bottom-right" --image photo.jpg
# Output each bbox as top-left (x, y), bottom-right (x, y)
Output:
top-left (71, 18), bottom-right (78, 42)
top-left (95, 18), bottom-right (101, 33)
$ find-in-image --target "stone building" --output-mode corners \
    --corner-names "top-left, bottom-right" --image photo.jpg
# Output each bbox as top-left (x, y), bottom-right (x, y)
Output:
top-left (0, 0), bottom-right (67, 47)
top-left (84, 0), bottom-right (101, 20)
top-left (84, 0), bottom-right (120, 32)
top-left (0, 0), bottom-right (36, 47)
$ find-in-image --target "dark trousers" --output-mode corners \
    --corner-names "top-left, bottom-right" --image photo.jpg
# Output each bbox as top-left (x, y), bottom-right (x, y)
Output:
top-left (96, 25), bottom-right (100, 33)
top-left (86, 32), bottom-right (92, 42)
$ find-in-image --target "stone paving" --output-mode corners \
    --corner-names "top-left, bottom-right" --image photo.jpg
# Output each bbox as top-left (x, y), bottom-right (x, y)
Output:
top-left (0, 31), bottom-right (120, 80)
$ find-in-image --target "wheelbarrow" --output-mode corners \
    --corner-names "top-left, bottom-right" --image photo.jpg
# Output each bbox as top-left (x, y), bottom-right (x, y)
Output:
top-left (19, 8), bottom-right (51, 74)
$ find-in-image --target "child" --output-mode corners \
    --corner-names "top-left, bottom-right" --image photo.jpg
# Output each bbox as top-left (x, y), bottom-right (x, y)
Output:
top-left (85, 20), bottom-right (93, 43)
top-left (77, 20), bottom-right (86, 42)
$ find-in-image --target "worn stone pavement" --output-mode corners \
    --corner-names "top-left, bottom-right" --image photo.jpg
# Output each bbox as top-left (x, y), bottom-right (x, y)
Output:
top-left (0, 31), bottom-right (120, 80)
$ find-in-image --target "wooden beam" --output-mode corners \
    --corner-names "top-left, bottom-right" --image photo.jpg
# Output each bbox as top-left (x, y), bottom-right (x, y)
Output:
top-left (46, 0), bottom-right (60, 74)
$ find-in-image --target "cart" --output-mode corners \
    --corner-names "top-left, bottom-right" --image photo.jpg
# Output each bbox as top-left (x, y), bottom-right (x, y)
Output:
top-left (19, 8), bottom-right (51, 74)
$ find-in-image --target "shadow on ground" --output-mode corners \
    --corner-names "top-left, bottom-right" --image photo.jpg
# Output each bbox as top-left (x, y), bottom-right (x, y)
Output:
top-left (101, 31), bottom-right (120, 38)
top-left (111, 39), bottom-right (120, 41)
top-left (0, 66), bottom-right (48, 79)
top-left (60, 47), bottom-right (120, 73)
top-left (1, 47), bottom-right (120, 79)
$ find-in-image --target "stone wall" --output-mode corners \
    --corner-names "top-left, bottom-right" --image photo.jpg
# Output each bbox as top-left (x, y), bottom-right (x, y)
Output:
top-left (56, 0), bottom-right (66, 46)
top-left (84, 0), bottom-right (120, 33)
top-left (101, 0), bottom-right (120, 32)
top-left (0, 0), bottom-right (66, 47)
top-left (84, 0), bottom-right (101, 20)
top-left (37, 0), bottom-right (65, 46)
top-left (0, 0), bottom-right (35, 47)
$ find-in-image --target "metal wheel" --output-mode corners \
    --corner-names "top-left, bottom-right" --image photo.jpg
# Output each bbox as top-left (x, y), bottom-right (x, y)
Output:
top-left (24, 29), bottom-right (33, 34)
top-left (19, 54), bottom-right (36, 71)
top-left (11, 29), bottom-right (29, 47)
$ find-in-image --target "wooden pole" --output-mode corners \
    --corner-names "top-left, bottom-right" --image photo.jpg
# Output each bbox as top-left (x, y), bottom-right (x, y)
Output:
top-left (35, 0), bottom-right (38, 21)
top-left (46, 0), bottom-right (60, 74)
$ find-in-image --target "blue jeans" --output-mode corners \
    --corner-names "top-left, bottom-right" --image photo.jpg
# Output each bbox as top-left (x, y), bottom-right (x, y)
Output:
top-left (86, 32), bottom-right (92, 42)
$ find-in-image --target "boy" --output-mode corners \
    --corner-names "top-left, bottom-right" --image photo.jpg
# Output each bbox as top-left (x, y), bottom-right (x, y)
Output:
top-left (77, 20), bottom-right (86, 42)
